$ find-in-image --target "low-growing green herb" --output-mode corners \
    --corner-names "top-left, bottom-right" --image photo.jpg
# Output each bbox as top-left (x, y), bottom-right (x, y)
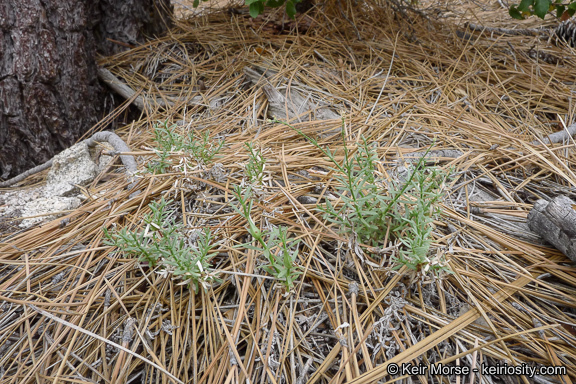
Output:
top-left (244, 143), bottom-right (267, 185)
top-left (232, 186), bottom-right (302, 289)
top-left (274, 118), bottom-right (450, 277)
top-left (146, 120), bottom-right (224, 174)
top-left (104, 197), bottom-right (217, 292)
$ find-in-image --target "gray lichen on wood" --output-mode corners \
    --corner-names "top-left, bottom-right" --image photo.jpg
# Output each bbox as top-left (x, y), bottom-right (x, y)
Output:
top-left (527, 196), bottom-right (576, 263)
top-left (0, 131), bottom-right (136, 188)
top-left (530, 122), bottom-right (576, 146)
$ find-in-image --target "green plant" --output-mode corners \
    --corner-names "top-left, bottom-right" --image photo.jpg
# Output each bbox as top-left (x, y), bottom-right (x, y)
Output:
top-left (509, 0), bottom-right (576, 19)
top-left (104, 197), bottom-right (217, 292)
top-left (274, 118), bottom-right (450, 276)
top-left (162, 228), bottom-right (217, 291)
top-left (232, 186), bottom-right (302, 289)
top-left (146, 150), bottom-right (172, 175)
top-left (388, 164), bottom-right (448, 275)
top-left (317, 137), bottom-right (388, 246)
top-left (244, 143), bottom-right (267, 185)
top-left (146, 120), bottom-right (224, 174)
top-left (192, 0), bottom-right (302, 18)
top-left (186, 129), bottom-right (225, 163)
top-left (262, 225), bottom-right (302, 289)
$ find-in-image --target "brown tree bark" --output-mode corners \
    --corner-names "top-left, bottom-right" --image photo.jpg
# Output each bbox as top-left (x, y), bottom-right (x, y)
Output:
top-left (0, 0), bottom-right (172, 180)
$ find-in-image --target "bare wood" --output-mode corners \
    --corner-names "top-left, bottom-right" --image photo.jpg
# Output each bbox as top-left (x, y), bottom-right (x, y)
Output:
top-left (405, 121), bottom-right (576, 161)
top-left (530, 122), bottom-right (576, 145)
top-left (97, 68), bottom-right (203, 111)
top-left (404, 149), bottom-right (465, 161)
top-left (527, 196), bottom-right (576, 263)
top-left (243, 66), bottom-right (340, 124)
top-left (0, 160), bottom-right (54, 188)
top-left (465, 22), bottom-right (548, 36)
top-left (97, 67), bottom-right (147, 110)
top-left (0, 131), bottom-right (136, 188)
top-left (85, 131), bottom-right (137, 174)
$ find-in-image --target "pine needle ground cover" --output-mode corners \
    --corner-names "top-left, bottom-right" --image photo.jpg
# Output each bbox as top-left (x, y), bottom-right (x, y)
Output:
top-left (1, 0), bottom-right (576, 382)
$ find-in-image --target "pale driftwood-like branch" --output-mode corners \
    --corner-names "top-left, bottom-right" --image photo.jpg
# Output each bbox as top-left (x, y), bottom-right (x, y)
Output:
top-left (0, 160), bottom-right (54, 188)
top-left (464, 22), bottom-right (549, 36)
top-left (404, 149), bottom-right (465, 161)
top-left (403, 121), bottom-right (576, 162)
top-left (0, 131), bottom-right (136, 188)
top-left (97, 67), bottom-right (148, 110)
top-left (97, 68), bottom-right (202, 111)
top-left (527, 196), bottom-right (576, 263)
top-left (243, 66), bottom-right (340, 124)
top-left (530, 122), bottom-right (576, 145)
top-left (85, 131), bottom-right (137, 174)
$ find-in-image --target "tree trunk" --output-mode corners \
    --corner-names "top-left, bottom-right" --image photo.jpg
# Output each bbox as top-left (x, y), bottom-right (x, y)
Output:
top-left (0, 0), bottom-right (172, 180)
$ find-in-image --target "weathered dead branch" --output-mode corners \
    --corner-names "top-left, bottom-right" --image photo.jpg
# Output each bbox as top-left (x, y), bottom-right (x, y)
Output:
top-left (528, 196), bottom-right (576, 262)
top-left (0, 131), bottom-right (136, 188)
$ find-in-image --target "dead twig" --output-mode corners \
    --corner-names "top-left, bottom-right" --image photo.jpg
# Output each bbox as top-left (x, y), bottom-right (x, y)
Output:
top-left (464, 22), bottom-right (549, 36)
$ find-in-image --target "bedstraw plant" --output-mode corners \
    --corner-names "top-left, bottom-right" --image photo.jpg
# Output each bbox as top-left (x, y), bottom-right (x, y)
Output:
top-left (146, 120), bottom-right (224, 174)
top-left (274, 118), bottom-right (450, 276)
top-left (244, 142), bottom-right (267, 185)
top-left (232, 186), bottom-right (302, 289)
top-left (104, 197), bottom-right (217, 293)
